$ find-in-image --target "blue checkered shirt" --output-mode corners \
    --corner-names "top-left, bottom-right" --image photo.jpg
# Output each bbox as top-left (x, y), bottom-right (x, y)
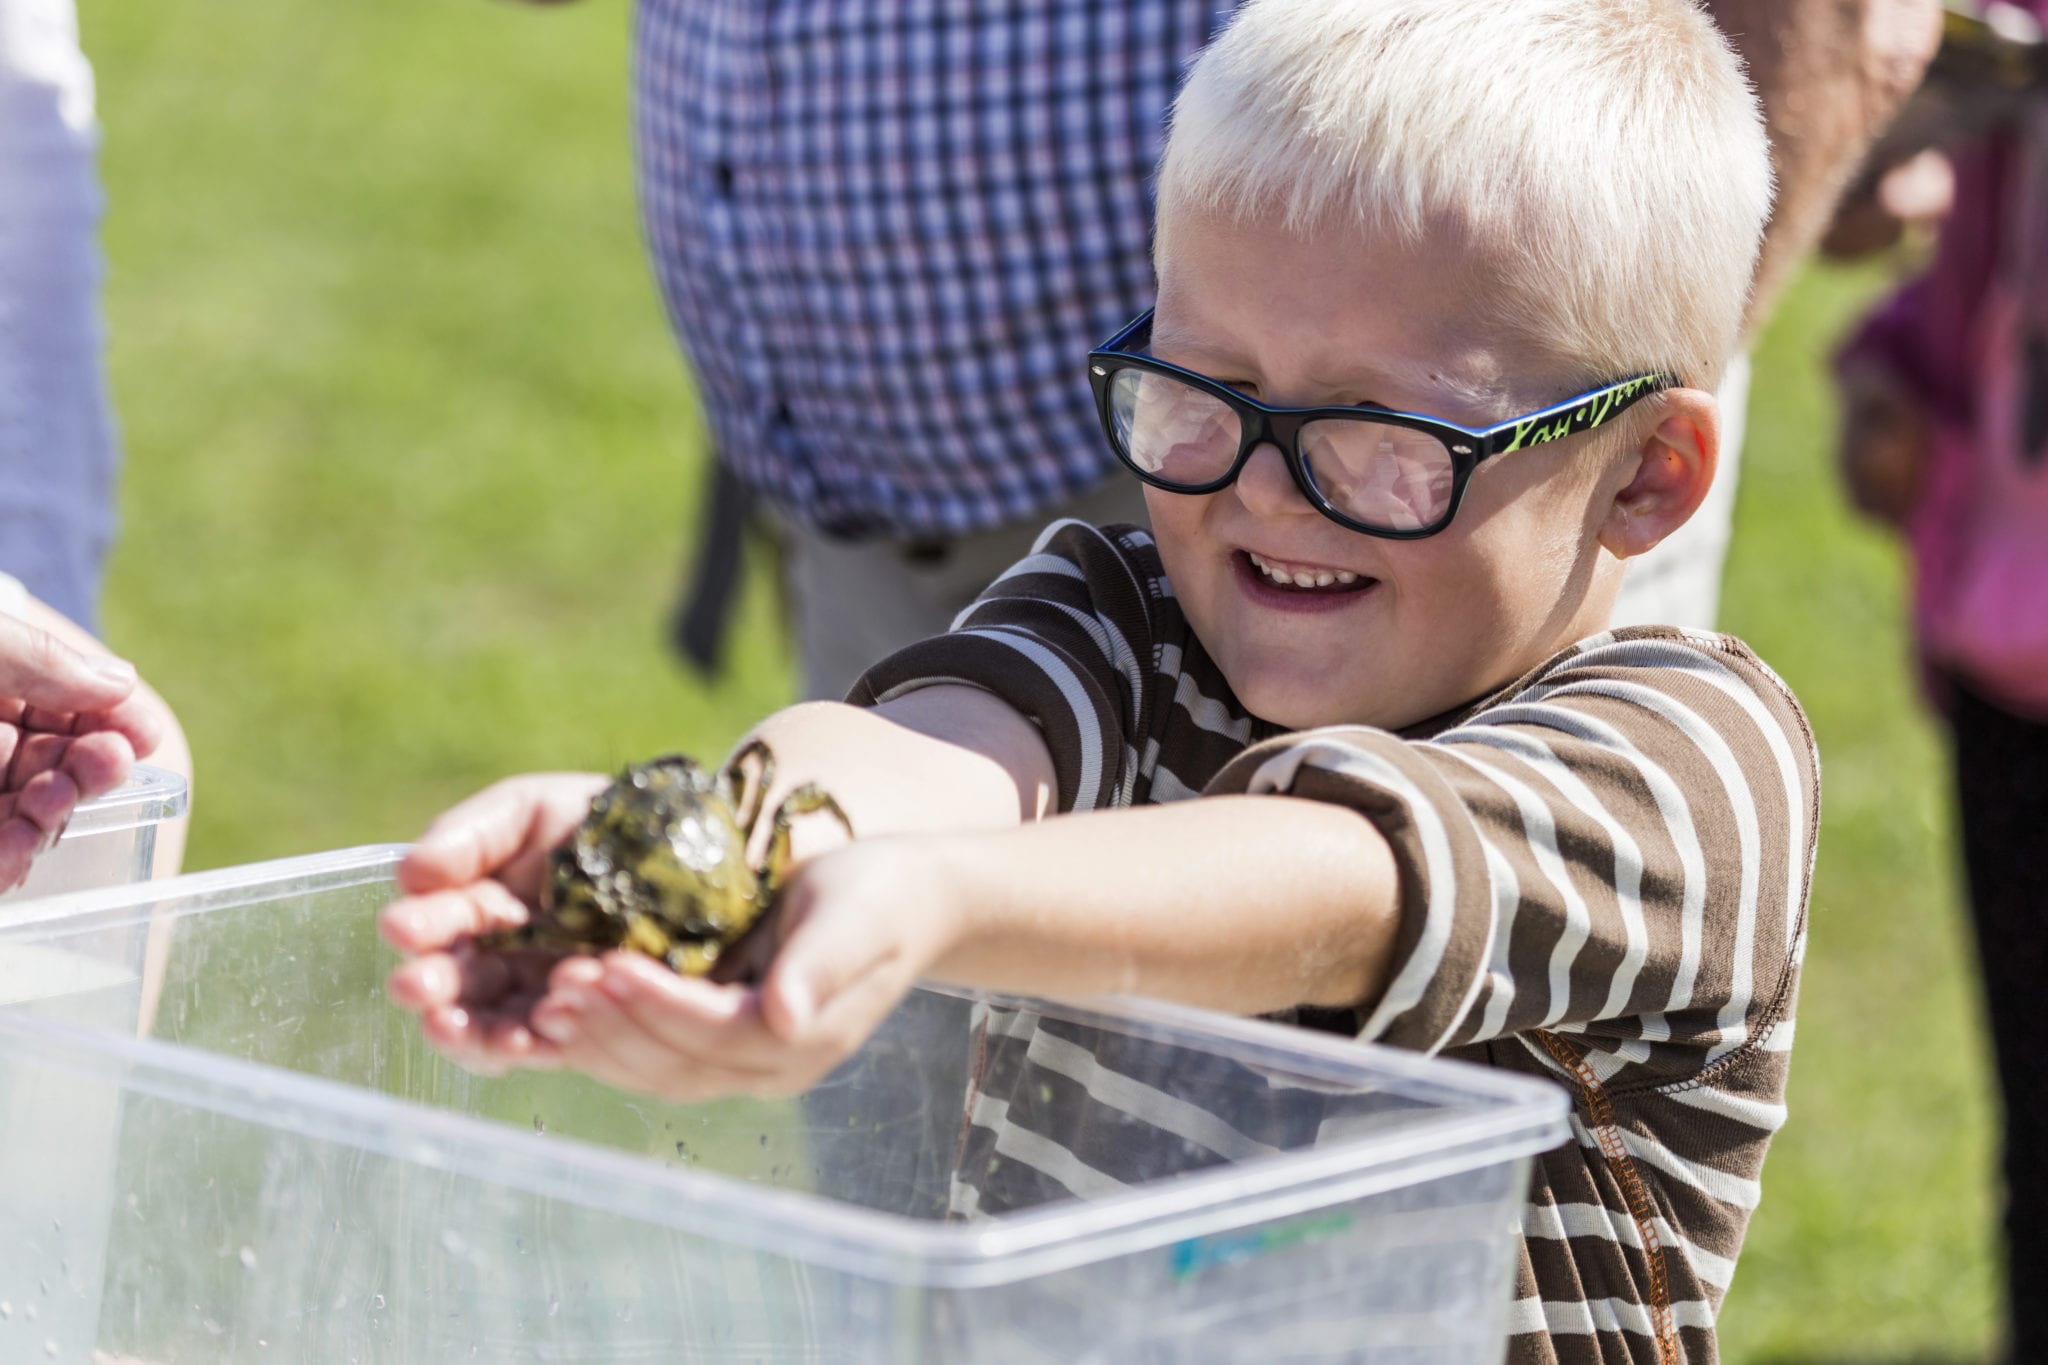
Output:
top-left (632, 1), bottom-right (1231, 539)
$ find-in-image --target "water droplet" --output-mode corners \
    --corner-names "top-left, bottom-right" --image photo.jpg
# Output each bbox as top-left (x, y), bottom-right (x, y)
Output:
top-left (48, 1219), bottom-right (60, 1233)
top-left (238, 1247), bottom-right (258, 1271)
top-left (757, 1134), bottom-right (768, 1147)
top-left (674, 1141), bottom-right (687, 1156)
top-left (531, 1115), bottom-right (545, 1134)
top-left (22, 1302), bottom-right (36, 1322)
top-left (0, 1300), bottom-right (12, 1319)
top-left (370, 1294), bottom-right (386, 1311)
top-left (43, 1339), bottom-right (57, 1357)
top-left (547, 1296), bottom-right (560, 1318)
top-left (439, 1230), bottom-right (466, 1257)
top-left (36, 1280), bottom-right (46, 1297)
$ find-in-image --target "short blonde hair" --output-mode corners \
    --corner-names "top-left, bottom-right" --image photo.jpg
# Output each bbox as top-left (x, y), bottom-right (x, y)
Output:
top-left (1158, 0), bottom-right (1772, 391)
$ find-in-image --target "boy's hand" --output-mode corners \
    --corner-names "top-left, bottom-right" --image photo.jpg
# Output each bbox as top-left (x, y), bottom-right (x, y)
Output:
top-left (520, 837), bottom-right (963, 1101)
top-left (382, 768), bottom-right (912, 1088)
top-left (0, 612), bottom-right (166, 892)
top-left (380, 773), bottom-right (609, 1073)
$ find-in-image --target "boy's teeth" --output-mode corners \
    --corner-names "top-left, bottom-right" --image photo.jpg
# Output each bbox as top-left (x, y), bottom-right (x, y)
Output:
top-left (1247, 551), bottom-right (1361, 590)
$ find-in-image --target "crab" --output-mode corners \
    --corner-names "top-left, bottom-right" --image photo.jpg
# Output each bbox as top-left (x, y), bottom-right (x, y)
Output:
top-left (486, 740), bottom-right (852, 979)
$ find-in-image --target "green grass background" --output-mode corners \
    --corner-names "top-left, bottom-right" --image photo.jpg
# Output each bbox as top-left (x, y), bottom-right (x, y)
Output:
top-left (79, 0), bottom-right (1998, 1357)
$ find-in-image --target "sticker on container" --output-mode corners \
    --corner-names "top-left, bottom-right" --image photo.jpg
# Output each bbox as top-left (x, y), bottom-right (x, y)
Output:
top-left (1167, 1209), bottom-right (1355, 1280)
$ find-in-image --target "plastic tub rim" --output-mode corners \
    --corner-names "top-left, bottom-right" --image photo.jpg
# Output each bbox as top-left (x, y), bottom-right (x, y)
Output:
top-left (55, 763), bottom-right (189, 839)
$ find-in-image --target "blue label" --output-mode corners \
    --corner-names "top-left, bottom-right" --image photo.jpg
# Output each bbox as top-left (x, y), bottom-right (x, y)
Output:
top-left (1168, 1210), bottom-right (1356, 1280)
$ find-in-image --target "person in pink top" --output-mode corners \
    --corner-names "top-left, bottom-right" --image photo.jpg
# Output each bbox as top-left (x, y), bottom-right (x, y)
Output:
top-left (1835, 3), bottom-right (2048, 1352)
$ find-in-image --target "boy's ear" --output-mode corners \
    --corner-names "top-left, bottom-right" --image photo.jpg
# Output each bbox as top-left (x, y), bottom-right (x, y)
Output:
top-left (1598, 390), bottom-right (1719, 559)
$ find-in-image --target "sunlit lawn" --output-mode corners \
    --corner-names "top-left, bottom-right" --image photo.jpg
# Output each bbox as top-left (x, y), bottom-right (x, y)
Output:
top-left (83, 0), bottom-right (2000, 1357)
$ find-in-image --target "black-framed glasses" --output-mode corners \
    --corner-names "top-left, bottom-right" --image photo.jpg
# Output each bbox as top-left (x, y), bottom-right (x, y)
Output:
top-left (1087, 309), bottom-right (1677, 539)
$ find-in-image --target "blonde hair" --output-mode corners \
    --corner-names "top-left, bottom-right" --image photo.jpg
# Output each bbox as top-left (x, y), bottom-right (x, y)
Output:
top-left (1158, 0), bottom-right (1773, 391)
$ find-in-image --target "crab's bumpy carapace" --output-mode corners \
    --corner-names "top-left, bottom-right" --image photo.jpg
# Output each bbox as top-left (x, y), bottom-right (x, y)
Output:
top-left (505, 744), bottom-right (851, 979)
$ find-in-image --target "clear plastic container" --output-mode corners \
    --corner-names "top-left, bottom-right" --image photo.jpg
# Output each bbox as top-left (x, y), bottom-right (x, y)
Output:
top-left (0, 763), bottom-right (188, 908)
top-left (0, 847), bottom-right (1567, 1364)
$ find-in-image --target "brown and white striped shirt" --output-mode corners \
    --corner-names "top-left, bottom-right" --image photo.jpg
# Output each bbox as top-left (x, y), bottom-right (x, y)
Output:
top-left (851, 520), bottom-right (1820, 1363)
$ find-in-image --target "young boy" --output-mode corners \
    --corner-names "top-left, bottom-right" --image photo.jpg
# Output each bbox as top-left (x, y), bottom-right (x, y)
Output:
top-left (383, 1), bottom-right (1815, 1358)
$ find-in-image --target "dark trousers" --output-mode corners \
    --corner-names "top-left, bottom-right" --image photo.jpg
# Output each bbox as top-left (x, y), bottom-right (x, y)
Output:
top-left (1952, 679), bottom-right (2048, 1360)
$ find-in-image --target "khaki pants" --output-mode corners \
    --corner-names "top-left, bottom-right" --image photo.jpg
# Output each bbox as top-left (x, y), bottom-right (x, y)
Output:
top-left (781, 476), bottom-right (1152, 702)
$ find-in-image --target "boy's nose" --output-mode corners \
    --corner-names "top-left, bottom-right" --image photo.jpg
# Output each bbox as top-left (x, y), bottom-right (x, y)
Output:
top-left (1232, 442), bottom-right (1319, 520)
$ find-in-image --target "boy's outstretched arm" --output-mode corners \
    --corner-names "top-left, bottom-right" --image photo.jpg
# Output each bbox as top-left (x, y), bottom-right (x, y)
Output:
top-left (472, 794), bottom-right (1401, 1102)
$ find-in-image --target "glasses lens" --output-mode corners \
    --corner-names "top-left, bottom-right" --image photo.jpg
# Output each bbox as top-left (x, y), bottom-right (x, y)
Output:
top-left (1300, 418), bottom-right (1457, 531)
top-left (1108, 369), bottom-right (1240, 487)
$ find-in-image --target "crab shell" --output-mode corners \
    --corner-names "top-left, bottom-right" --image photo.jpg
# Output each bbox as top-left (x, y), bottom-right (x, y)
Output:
top-left (537, 755), bottom-right (768, 976)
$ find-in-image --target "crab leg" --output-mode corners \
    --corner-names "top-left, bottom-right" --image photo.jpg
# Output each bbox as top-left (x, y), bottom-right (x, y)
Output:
top-left (760, 785), bottom-right (854, 898)
top-left (722, 738), bottom-right (776, 845)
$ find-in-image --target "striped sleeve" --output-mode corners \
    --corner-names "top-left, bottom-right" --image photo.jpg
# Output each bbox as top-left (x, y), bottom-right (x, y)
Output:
top-left (848, 520), bottom-right (1158, 813)
top-left (1204, 631), bottom-right (1820, 1076)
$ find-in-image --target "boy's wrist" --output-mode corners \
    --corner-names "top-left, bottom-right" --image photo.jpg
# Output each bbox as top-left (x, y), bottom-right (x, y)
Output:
top-left (914, 829), bottom-right (1012, 985)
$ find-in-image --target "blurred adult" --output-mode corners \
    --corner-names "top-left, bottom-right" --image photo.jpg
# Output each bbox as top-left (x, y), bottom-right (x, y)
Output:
top-left (0, 0), bottom-right (190, 885)
top-left (0, 0), bottom-right (119, 633)
top-left (610, 0), bottom-right (1940, 700)
top-left (1832, 3), bottom-right (2048, 1350)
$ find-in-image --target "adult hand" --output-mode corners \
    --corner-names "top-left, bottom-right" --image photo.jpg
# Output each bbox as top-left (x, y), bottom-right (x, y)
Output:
top-left (519, 836), bottom-right (962, 1102)
top-left (1823, 147), bottom-right (1959, 259)
top-left (0, 612), bottom-right (166, 892)
top-left (380, 772), bottom-right (609, 1073)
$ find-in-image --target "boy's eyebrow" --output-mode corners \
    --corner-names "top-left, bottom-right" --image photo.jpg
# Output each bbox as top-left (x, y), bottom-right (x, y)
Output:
top-left (1145, 318), bottom-right (1252, 373)
top-left (1313, 358), bottom-right (1513, 419)
top-left (1150, 319), bottom-right (1512, 419)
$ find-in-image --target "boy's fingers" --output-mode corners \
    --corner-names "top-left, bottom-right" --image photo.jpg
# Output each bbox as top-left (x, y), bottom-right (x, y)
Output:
top-left (398, 774), bottom-right (604, 896)
top-left (400, 784), bottom-right (539, 893)
top-left (417, 1000), bottom-right (564, 1074)
top-left (419, 1006), bottom-right (515, 1075)
top-left (548, 955), bottom-right (606, 991)
top-left (586, 956), bottom-right (813, 1081)
top-left (533, 969), bottom-right (779, 1094)
top-left (479, 1013), bottom-right (561, 1067)
top-left (0, 615), bottom-right (138, 715)
top-left (387, 953), bottom-right (468, 1011)
top-left (379, 881), bottom-right (531, 954)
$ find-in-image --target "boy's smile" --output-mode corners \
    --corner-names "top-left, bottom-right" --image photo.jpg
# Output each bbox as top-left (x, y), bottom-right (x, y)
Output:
top-left (1146, 206), bottom-right (1662, 732)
